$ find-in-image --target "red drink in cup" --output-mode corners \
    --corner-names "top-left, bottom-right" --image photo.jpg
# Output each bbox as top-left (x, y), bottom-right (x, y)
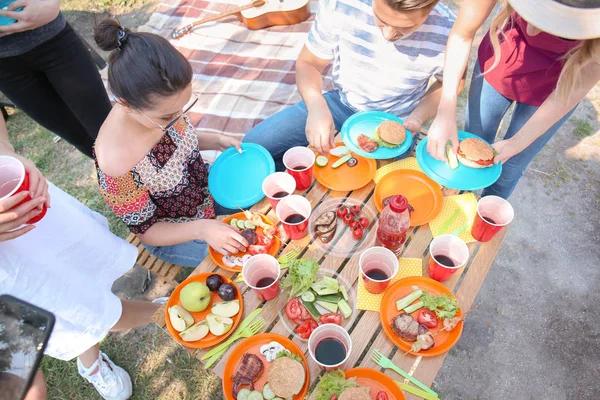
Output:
top-left (308, 324), bottom-right (352, 371)
top-left (0, 156), bottom-right (47, 224)
top-left (262, 172), bottom-right (296, 211)
top-left (471, 195), bottom-right (514, 242)
top-left (242, 254), bottom-right (281, 301)
top-left (359, 247), bottom-right (398, 294)
top-left (283, 146), bottom-right (315, 191)
top-left (427, 234), bottom-right (469, 282)
top-left (276, 195), bottom-right (311, 240)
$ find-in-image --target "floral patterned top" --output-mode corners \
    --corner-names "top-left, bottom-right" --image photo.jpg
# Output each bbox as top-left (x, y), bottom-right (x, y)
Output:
top-left (95, 117), bottom-right (215, 234)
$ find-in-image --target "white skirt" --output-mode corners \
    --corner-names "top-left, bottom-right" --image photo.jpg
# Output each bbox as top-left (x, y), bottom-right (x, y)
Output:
top-left (0, 182), bottom-right (137, 360)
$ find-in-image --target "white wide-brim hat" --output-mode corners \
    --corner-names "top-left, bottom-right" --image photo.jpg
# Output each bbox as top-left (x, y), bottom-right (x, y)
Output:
top-left (508, 0), bottom-right (600, 40)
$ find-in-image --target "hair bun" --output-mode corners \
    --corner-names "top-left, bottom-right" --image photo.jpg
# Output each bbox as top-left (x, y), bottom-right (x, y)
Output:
top-left (94, 19), bottom-right (130, 52)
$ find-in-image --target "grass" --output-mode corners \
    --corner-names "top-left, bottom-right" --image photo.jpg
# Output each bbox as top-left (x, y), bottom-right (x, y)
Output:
top-left (572, 118), bottom-right (594, 139)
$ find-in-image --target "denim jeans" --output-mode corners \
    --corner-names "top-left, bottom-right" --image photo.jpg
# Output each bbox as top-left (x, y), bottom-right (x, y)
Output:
top-left (466, 61), bottom-right (577, 199)
top-left (142, 203), bottom-right (235, 268)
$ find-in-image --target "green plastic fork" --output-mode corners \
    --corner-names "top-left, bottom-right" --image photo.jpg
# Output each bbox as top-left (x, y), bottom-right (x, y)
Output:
top-left (203, 318), bottom-right (265, 369)
top-left (370, 349), bottom-right (438, 398)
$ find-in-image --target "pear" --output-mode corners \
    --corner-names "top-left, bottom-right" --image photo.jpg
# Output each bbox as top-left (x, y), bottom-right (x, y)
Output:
top-left (211, 300), bottom-right (240, 318)
top-left (206, 314), bottom-right (233, 336)
top-left (179, 321), bottom-right (209, 342)
top-left (168, 305), bottom-right (194, 332)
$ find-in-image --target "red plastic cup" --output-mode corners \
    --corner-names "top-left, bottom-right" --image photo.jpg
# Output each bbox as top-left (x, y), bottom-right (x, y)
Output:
top-left (262, 172), bottom-right (296, 212)
top-left (283, 146), bottom-right (315, 191)
top-left (427, 234), bottom-right (469, 282)
top-left (471, 195), bottom-right (514, 243)
top-left (275, 195), bottom-right (311, 240)
top-left (0, 156), bottom-right (47, 224)
top-left (242, 254), bottom-right (281, 301)
top-left (359, 247), bottom-right (398, 294)
top-left (308, 323), bottom-right (352, 371)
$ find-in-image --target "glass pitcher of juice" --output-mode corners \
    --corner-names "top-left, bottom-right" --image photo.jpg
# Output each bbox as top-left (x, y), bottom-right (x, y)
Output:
top-left (375, 195), bottom-right (410, 256)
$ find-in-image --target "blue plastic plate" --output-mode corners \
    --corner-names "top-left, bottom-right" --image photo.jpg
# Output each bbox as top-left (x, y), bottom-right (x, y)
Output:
top-left (208, 143), bottom-right (275, 209)
top-left (341, 111), bottom-right (413, 160)
top-left (416, 131), bottom-right (502, 191)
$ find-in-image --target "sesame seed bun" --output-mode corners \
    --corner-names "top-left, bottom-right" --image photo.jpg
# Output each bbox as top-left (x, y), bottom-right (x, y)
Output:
top-left (457, 138), bottom-right (494, 169)
top-left (375, 121), bottom-right (406, 146)
top-left (339, 386), bottom-right (371, 400)
top-left (267, 357), bottom-right (305, 398)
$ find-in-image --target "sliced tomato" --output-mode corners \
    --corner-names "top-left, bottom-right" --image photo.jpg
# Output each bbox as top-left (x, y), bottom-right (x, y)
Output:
top-left (286, 298), bottom-right (303, 322)
top-left (299, 304), bottom-right (312, 321)
top-left (248, 244), bottom-right (269, 255)
top-left (376, 391), bottom-right (389, 400)
top-left (416, 309), bottom-right (438, 329)
top-left (457, 147), bottom-right (493, 166)
top-left (295, 318), bottom-right (318, 339)
top-left (256, 234), bottom-right (273, 247)
top-left (319, 313), bottom-right (342, 325)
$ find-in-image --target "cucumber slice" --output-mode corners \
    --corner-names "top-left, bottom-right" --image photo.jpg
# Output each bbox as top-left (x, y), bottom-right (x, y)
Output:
top-left (237, 388), bottom-right (251, 400)
top-left (262, 384), bottom-right (275, 400)
top-left (329, 146), bottom-right (350, 157)
top-left (316, 294), bottom-right (342, 304)
top-left (339, 285), bottom-right (348, 301)
top-left (236, 220), bottom-right (247, 230)
top-left (247, 391), bottom-right (264, 400)
top-left (302, 300), bottom-right (321, 319)
top-left (338, 299), bottom-right (352, 319)
top-left (316, 300), bottom-right (338, 313)
top-left (332, 154), bottom-right (352, 169)
top-left (446, 141), bottom-right (459, 170)
top-left (244, 220), bottom-right (256, 230)
top-left (316, 155), bottom-right (329, 167)
top-left (300, 291), bottom-right (316, 302)
top-left (230, 218), bottom-right (238, 228)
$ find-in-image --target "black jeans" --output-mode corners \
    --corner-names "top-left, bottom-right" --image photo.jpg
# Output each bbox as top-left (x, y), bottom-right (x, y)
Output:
top-left (0, 23), bottom-right (111, 158)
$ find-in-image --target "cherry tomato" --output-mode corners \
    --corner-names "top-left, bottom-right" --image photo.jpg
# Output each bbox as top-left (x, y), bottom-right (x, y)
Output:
top-left (343, 213), bottom-right (353, 225)
top-left (350, 220), bottom-right (361, 231)
top-left (416, 309), bottom-right (438, 329)
top-left (376, 391), bottom-right (389, 400)
top-left (286, 298), bottom-right (303, 322)
top-left (350, 205), bottom-right (361, 215)
top-left (330, 395), bottom-right (338, 400)
top-left (256, 234), bottom-right (273, 247)
top-left (359, 217), bottom-right (369, 228)
top-left (352, 227), bottom-right (364, 239)
top-left (319, 313), bottom-right (343, 325)
top-left (336, 207), bottom-right (348, 218)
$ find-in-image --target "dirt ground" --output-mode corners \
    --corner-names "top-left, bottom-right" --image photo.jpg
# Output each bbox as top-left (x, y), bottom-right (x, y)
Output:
top-left (5, 0), bottom-right (599, 399)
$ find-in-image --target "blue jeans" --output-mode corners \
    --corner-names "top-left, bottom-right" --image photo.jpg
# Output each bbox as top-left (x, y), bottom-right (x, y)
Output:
top-left (243, 90), bottom-right (356, 170)
top-left (466, 61), bottom-right (577, 199)
top-left (142, 202), bottom-right (235, 268)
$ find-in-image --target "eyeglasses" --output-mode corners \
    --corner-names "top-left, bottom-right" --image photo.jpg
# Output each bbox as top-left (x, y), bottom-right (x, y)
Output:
top-left (138, 94), bottom-right (199, 131)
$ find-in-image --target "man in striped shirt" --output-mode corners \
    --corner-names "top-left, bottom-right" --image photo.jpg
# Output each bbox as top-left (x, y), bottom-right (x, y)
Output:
top-left (244, 0), bottom-right (458, 158)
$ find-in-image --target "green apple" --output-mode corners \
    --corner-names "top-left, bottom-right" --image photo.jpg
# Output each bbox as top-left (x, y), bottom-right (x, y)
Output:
top-left (180, 282), bottom-right (211, 312)
top-left (168, 305), bottom-right (194, 332)
top-left (206, 313), bottom-right (233, 336)
top-left (179, 321), bottom-right (209, 342)
top-left (211, 300), bottom-right (240, 318)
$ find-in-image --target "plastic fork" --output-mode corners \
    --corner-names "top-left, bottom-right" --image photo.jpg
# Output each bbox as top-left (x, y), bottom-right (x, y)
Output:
top-left (203, 318), bottom-right (266, 369)
top-left (370, 349), bottom-right (438, 398)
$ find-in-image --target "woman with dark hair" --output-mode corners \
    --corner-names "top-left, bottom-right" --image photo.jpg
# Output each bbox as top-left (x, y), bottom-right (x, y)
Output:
top-left (93, 19), bottom-right (248, 268)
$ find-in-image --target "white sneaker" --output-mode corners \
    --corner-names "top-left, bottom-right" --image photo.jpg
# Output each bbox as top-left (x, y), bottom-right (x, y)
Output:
top-left (151, 296), bottom-right (169, 305)
top-left (78, 351), bottom-right (133, 400)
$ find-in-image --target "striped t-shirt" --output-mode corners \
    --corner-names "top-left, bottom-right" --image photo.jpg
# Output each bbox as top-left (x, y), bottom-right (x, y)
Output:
top-left (306, 0), bottom-right (456, 118)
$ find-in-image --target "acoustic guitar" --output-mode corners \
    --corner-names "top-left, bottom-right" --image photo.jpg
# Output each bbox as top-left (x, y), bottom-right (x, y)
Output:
top-left (172, 0), bottom-right (311, 39)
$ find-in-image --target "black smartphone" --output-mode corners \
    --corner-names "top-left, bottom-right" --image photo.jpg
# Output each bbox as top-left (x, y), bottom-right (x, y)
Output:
top-left (0, 295), bottom-right (55, 400)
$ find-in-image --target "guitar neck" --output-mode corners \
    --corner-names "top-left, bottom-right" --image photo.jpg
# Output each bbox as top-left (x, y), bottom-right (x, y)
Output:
top-left (184, 2), bottom-right (260, 29)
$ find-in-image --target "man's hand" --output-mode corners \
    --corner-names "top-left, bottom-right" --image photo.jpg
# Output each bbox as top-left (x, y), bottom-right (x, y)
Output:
top-left (0, 192), bottom-right (46, 242)
top-left (402, 114), bottom-right (424, 136)
top-left (426, 113), bottom-right (459, 161)
top-left (0, 0), bottom-right (60, 36)
top-left (306, 106), bottom-right (335, 154)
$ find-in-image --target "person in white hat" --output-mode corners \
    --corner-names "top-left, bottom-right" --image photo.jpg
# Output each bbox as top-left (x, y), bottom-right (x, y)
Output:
top-left (426, 0), bottom-right (600, 199)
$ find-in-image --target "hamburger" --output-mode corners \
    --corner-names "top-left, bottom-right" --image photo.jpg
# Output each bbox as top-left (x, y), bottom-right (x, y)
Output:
top-left (374, 121), bottom-right (406, 149)
top-left (339, 386), bottom-right (371, 400)
top-left (456, 138), bottom-right (495, 168)
top-left (267, 356), bottom-right (306, 398)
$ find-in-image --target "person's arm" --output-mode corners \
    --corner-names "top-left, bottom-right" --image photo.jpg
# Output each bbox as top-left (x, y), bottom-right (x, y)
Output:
top-left (493, 62), bottom-right (600, 163)
top-left (426, 0), bottom-right (497, 161)
top-left (196, 131), bottom-right (242, 152)
top-left (0, 0), bottom-right (60, 36)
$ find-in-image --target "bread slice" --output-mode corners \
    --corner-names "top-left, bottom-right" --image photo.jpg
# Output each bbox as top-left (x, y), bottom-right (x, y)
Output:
top-left (457, 153), bottom-right (493, 169)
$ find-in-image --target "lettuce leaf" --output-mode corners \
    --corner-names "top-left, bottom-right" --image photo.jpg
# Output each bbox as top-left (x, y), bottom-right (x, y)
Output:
top-left (311, 370), bottom-right (357, 400)
top-left (420, 292), bottom-right (459, 320)
top-left (280, 259), bottom-right (320, 298)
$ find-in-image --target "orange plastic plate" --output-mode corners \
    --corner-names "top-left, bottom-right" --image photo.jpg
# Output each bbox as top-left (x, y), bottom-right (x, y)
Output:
top-left (374, 169), bottom-right (443, 226)
top-left (165, 273), bottom-right (244, 349)
top-left (222, 333), bottom-right (310, 400)
top-left (313, 143), bottom-right (377, 191)
top-left (380, 276), bottom-right (464, 357)
top-left (209, 212), bottom-right (281, 272)
top-left (344, 368), bottom-right (406, 399)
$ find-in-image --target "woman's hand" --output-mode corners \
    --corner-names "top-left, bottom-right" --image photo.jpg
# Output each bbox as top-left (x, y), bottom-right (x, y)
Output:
top-left (492, 139), bottom-right (522, 164)
top-left (426, 113), bottom-right (459, 161)
top-left (0, 192), bottom-right (46, 242)
top-left (15, 155), bottom-right (50, 208)
top-left (0, 0), bottom-right (60, 36)
top-left (217, 134), bottom-right (242, 152)
top-left (199, 219), bottom-right (248, 255)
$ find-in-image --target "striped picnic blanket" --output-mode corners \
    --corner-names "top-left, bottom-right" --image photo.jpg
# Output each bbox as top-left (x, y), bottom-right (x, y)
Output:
top-left (132, 0), bottom-right (333, 162)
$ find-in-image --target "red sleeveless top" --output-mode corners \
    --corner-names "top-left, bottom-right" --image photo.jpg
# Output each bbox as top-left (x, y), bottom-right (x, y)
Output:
top-left (478, 12), bottom-right (581, 106)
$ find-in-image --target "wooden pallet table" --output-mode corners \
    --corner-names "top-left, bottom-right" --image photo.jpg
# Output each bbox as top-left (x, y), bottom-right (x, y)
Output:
top-left (151, 136), bottom-right (509, 399)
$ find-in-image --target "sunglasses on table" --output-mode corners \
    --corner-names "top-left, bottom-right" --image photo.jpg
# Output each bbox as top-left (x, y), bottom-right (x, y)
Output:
top-left (139, 94), bottom-right (199, 131)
